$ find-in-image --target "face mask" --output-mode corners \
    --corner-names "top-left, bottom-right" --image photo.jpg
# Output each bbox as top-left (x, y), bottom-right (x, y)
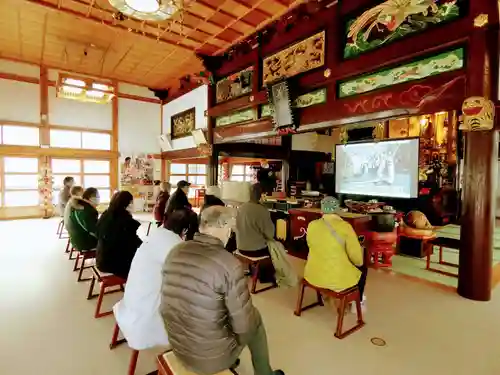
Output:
top-left (126, 204), bottom-right (134, 213)
top-left (90, 197), bottom-right (100, 206)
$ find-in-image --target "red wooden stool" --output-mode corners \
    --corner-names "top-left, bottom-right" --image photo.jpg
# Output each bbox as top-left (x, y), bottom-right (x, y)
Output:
top-left (72, 250), bottom-right (96, 282)
top-left (110, 323), bottom-right (139, 375)
top-left (158, 350), bottom-right (237, 375)
top-left (87, 267), bottom-right (126, 318)
top-left (234, 251), bottom-right (277, 294)
top-left (365, 231), bottom-right (397, 268)
top-left (194, 188), bottom-right (206, 207)
top-left (56, 219), bottom-right (64, 237)
top-left (294, 278), bottom-right (365, 339)
top-left (64, 238), bottom-right (71, 253)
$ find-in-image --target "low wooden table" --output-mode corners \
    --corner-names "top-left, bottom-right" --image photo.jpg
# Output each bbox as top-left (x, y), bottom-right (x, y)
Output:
top-left (426, 237), bottom-right (460, 278)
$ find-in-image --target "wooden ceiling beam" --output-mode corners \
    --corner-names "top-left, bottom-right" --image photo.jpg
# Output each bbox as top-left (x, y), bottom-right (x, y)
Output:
top-left (214, 0), bottom-right (308, 55)
top-left (195, 0), bottom-right (257, 28)
top-left (69, 0), bottom-right (235, 45)
top-left (26, 0), bottom-right (196, 52)
top-left (66, 0), bottom-right (211, 46)
top-left (86, 0), bottom-right (95, 17)
top-left (231, 0), bottom-right (273, 18)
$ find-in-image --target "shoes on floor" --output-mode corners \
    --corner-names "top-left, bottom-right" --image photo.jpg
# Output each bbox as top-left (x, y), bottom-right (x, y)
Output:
top-left (350, 295), bottom-right (367, 314)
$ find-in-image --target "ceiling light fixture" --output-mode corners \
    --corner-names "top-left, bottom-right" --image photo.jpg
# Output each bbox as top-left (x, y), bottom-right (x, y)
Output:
top-left (108, 0), bottom-right (181, 21)
top-left (56, 74), bottom-right (114, 104)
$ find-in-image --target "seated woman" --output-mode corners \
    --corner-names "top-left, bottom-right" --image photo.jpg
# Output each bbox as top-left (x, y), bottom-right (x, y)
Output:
top-left (304, 197), bottom-right (367, 310)
top-left (96, 191), bottom-right (143, 279)
top-left (153, 182), bottom-right (171, 227)
top-left (65, 187), bottom-right (99, 252)
top-left (113, 209), bottom-right (192, 351)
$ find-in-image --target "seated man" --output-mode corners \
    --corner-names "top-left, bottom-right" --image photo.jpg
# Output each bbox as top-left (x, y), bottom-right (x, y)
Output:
top-left (304, 197), bottom-right (367, 309)
top-left (113, 210), bottom-right (192, 351)
top-left (235, 183), bottom-right (275, 281)
top-left (160, 206), bottom-right (284, 375)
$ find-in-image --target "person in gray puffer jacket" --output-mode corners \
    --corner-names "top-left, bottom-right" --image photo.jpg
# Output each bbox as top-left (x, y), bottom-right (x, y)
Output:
top-left (160, 206), bottom-right (285, 375)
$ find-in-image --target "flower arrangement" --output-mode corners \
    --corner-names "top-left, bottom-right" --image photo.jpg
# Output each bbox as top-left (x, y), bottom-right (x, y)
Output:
top-left (38, 162), bottom-right (54, 218)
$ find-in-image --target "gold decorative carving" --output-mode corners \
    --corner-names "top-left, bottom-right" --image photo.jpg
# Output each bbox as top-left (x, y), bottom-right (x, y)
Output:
top-left (171, 107), bottom-right (195, 139)
top-left (474, 14), bottom-right (489, 28)
top-left (460, 97), bottom-right (495, 131)
top-left (324, 68), bottom-right (331, 78)
top-left (263, 31), bottom-right (325, 85)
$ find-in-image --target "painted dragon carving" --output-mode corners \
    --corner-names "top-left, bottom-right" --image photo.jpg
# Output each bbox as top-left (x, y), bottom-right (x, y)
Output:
top-left (348, 0), bottom-right (440, 44)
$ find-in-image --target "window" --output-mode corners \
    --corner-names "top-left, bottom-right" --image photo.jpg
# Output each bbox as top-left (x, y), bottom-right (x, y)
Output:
top-left (51, 158), bottom-right (111, 204)
top-left (1, 125), bottom-right (39, 146)
top-left (1, 157), bottom-right (39, 207)
top-left (169, 162), bottom-right (207, 198)
top-left (50, 129), bottom-right (111, 150)
top-left (230, 164), bottom-right (255, 182)
top-left (50, 129), bottom-right (81, 148)
top-left (82, 132), bottom-right (111, 150)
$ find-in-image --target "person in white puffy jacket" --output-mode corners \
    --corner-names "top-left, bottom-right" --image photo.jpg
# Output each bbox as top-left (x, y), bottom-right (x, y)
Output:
top-left (113, 209), bottom-right (192, 350)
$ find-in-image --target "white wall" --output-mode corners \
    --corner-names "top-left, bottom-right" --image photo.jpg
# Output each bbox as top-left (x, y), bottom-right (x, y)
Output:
top-left (0, 79), bottom-right (40, 123)
top-left (118, 98), bottom-right (161, 156)
top-left (0, 60), bottom-right (162, 156)
top-left (48, 86), bottom-right (113, 130)
top-left (162, 85), bottom-right (208, 150)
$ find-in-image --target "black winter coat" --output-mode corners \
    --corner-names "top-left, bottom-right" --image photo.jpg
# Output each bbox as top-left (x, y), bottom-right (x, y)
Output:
top-left (96, 209), bottom-right (143, 279)
top-left (165, 189), bottom-right (191, 217)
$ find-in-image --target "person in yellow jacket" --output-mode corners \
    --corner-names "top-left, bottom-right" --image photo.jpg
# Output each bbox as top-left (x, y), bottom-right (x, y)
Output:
top-left (304, 197), bottom-right (367, 306)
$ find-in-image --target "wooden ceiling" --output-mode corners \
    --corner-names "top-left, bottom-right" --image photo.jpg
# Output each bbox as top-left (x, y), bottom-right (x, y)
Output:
top-left (0, 0), bottom-right (306, 90)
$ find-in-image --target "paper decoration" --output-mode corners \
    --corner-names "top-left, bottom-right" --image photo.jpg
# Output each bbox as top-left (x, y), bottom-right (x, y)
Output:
top-left (460, 97), bottom-right (495, 131)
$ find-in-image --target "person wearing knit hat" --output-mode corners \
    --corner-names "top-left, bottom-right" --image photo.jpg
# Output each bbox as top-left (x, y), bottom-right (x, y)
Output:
top-left (304, 196), bottom-right (367, 311)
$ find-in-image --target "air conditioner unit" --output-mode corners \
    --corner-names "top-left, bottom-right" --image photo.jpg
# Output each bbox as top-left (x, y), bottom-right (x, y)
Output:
top-left (191, 129), bottom-right (207, 146)
top-left (158, 134), bottom-right (173, 151)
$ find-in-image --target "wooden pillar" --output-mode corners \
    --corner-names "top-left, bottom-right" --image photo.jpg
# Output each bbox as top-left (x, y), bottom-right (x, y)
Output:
top-left (207, 82), bottom-right (217, 186)
top-left (110, 80), bottom-right (119, 193)
top-left (458, 16), bottom-right (499, 301)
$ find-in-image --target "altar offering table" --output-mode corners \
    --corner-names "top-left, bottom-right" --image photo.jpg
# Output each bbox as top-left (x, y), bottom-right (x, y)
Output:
top-left (287, 208), bottom-right (370, 258)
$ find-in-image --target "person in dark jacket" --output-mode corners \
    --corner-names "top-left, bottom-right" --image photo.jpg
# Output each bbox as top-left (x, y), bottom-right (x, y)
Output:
top-left (160, 206), bottom-right (285, 375)
top-left (165, 180), bottom-right (192, 217)
top-left (96, 191), bottom-right (142, 279)
top-left (165, 180), bottom-right (198, 240)
top-left (200, 186), bottom-right (225, 213)
top-left (153, 182), bottom-right (171, 226)
top-left (65, 187), bottom-right (98, 252)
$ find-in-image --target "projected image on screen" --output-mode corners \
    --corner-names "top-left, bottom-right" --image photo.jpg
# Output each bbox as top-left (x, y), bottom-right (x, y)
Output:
top-left (335, 138), bottom-right (419, 198)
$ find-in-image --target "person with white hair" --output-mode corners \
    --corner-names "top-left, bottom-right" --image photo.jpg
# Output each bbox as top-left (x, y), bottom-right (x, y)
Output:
top-left (160, 206), bottom-right (285, 375)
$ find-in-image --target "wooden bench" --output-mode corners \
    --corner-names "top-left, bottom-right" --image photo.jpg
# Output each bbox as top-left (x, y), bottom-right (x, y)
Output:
top-left (234, 250), bottom-right (277, 294)
top-left (109, 323), bottom-right (139, 375)
top-left (426, 237), bottom-right (460, 278)
top-left (294, 278), bottom-right (365, 339)
top-left (87, 266), bottom-right (126, 318)
top-left (157, 350), bottom-right (238, 375)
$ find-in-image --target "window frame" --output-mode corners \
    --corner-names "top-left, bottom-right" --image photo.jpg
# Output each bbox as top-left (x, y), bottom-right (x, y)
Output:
top-left (169, 162), bottom-right (208, 197)
top-left (51, 157), bottom-right (112, 204)
top-left (230, 164), bottom-right (255, 182)
top-left (0, 123), bottom-right (40, 147)
top-left (49, 128), bottom-right (112, 151)
top-left (0, 156), bottom-right (40, 207)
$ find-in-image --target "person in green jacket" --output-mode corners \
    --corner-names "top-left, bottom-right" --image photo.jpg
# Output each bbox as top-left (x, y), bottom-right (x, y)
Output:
top-left (66, 187), bottom-right (100, 252)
